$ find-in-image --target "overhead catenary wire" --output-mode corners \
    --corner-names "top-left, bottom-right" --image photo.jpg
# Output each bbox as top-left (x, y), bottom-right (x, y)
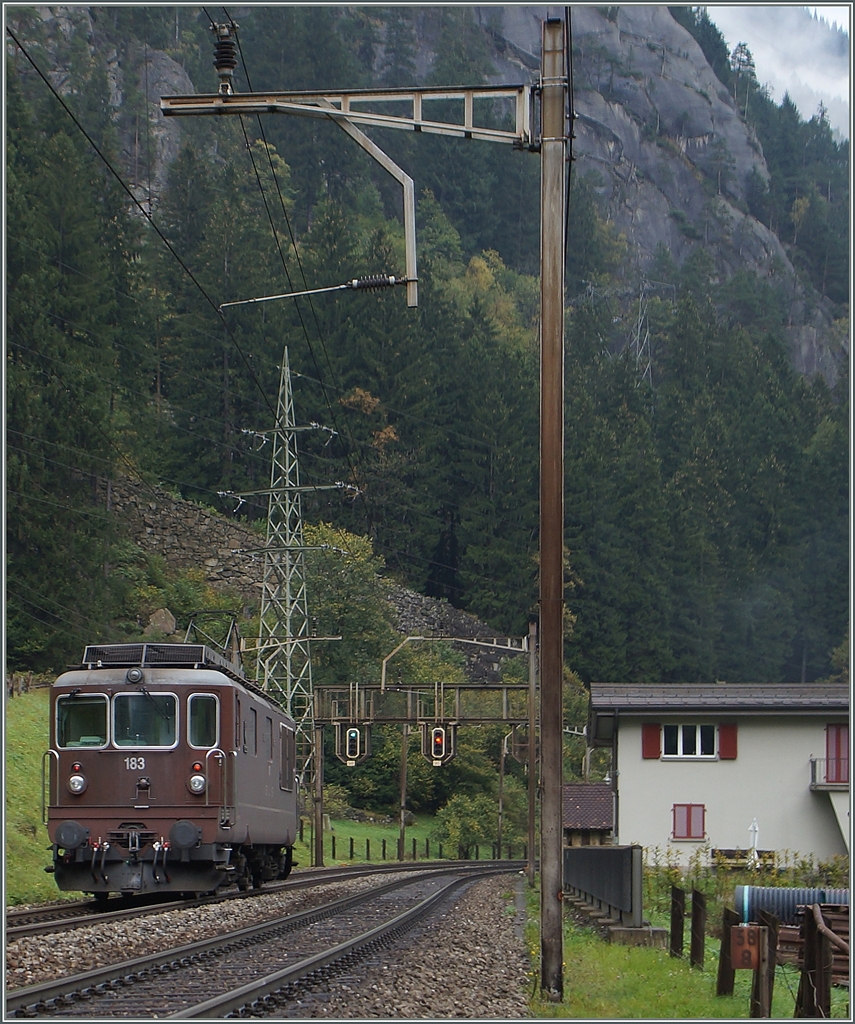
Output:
top-left (215, 5), bottom-right (405, 558)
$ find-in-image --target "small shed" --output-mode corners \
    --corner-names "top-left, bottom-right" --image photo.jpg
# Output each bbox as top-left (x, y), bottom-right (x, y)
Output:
top-left (563, 782), bottom-right (614, 846)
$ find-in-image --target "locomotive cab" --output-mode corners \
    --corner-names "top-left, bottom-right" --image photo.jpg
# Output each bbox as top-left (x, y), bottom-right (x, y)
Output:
top-left (45, 642), bottom-right (298, 897)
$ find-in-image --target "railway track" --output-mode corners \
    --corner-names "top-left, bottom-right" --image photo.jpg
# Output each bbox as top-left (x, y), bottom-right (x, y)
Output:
top-left (6, 860), bottom-right (491, 939)
top-left (6, 862), bottom-right (518, 1018)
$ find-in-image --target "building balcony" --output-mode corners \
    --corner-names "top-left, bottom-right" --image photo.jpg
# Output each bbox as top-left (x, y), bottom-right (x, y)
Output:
top-left (810, 758), bottom-right (849, 791)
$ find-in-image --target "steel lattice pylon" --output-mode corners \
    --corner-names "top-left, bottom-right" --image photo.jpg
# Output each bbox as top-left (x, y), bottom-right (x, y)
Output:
top-left (256, 348), bottom-right (315, 783)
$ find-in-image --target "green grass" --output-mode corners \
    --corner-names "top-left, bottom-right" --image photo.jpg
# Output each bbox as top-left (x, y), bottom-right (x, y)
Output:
top-left (5, 688), bottom-right (70, 905)
top-left (304, 812), bottom-right (489, 868)
top-left (524, 885), bottom-right (850, 1019)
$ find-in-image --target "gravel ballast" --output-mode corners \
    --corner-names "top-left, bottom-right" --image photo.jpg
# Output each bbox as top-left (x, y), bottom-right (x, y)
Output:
top-left (6, 871), bottom-right (532, 1018)
top-left (284, 873), bottom-right (532, 1019)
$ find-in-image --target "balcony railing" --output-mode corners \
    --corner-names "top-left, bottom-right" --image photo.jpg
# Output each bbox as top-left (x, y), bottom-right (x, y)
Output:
top-left (810, 757), bottom-right (849, 789)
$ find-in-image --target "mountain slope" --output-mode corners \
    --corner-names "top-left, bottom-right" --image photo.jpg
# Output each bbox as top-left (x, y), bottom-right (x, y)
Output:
top-left (471, 4), bottom-right (844, 381)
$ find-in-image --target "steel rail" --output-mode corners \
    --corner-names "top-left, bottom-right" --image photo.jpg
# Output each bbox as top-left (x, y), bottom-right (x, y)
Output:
top-left (7, 859), bottom-right (517, 938)
top-left (5, 862), bottom-right (522, 1017)
top-left (166, 870), bottom-right (500, 1019)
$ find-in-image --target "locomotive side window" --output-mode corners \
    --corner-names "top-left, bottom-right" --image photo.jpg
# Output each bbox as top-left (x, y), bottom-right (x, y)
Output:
top-left (265, 716), bottom-right (274, 762)
top-left (56, 694), bottom-right (108, 748)
top-left (279, 724), bottom-right (295, 791)
top-left (248, 707), bottom-right (257, 756)
top-left (113, 692), bottom-right (177, 747)
top-left (188, 694), bottom-right (219, 748)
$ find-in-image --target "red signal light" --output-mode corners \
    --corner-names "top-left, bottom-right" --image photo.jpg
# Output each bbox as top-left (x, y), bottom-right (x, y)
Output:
top-left (431, 727), bottom-right (446, 759)
top-left (192, 762), bottom-right (203, 772)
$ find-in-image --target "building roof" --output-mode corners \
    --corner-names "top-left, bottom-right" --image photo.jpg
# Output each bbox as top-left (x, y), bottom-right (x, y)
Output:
top-left (589, 682), bottom-right (849, 715)
top-left (562, 782), bottom-right (613, 830)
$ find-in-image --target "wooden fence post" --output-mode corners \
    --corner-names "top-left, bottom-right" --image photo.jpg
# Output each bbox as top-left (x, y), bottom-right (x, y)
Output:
top-left (756, 910), bottom-right (780, 1014)
top-left (691, 889), bottom-right (707, 968)
top-left (670, 885), bottom-right (685, 958)
top-left (749, 929), bottom-right (774, 1015)
top-left (717, 907), bottom-right (740, 995)
top-left (796, 905), bottom-right (833, 1018)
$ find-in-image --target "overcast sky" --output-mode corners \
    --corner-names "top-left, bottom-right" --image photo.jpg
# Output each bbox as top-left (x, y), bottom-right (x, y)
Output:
top-left (706, 5), bottom-right (851, 137)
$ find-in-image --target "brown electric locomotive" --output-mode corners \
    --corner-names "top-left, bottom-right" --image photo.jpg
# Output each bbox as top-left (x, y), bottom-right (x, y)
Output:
top-left (44, 641), bottom-right (299, 898)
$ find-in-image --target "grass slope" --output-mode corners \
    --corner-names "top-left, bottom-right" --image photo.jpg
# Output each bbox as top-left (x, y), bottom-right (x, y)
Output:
top-left (5, 688), bottom-right (63, 905)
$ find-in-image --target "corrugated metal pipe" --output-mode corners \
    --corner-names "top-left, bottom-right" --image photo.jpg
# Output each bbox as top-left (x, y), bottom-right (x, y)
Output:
top-left (735, 885), bottom-right (850, 924)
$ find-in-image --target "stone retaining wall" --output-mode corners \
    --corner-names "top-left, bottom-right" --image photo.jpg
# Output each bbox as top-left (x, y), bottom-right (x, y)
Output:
top-left (106, 477), bottom-right (264, 600)
top-left (107, 477), bottom-right (514, 681)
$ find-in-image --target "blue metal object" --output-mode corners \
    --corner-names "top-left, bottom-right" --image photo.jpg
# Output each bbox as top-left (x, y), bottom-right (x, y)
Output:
top-left (736, 885), bottom-right (849, 924)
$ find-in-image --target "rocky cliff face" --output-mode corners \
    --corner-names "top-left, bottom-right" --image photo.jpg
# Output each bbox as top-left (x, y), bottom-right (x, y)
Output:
top-left (108, 476), bottom-right (509, 683)
top-left (12, 4), bottom-right (843, 380)
top-left (470, 5), bottom-right (842, 381)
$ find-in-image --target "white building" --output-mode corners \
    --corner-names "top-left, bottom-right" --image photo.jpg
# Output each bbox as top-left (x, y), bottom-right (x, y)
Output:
top-left (588, 683), bottom-right (849, 865)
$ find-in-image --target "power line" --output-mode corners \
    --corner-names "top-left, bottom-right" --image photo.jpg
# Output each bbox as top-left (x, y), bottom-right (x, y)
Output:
top-left (217, 6), bottom-right (382, 549)
top-left (5, 23), bottom-right (277, 424)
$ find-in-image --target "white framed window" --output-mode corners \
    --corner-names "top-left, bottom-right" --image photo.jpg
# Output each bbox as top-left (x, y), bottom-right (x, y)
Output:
top-left (113, 691), bottom-right (178, 748)
top-left (663, 723), bottom-right (716, 758)
top-left (188, 693), bottom-right (219, 749)
top-left (673, 803), bottom-right (706, 840)
top-left (56, 693), bottom-right (109, 748)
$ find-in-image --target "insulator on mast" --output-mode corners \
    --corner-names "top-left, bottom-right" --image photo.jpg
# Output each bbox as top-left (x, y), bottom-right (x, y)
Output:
top-left (212, 23), bottom-right (239, 96)
top-left (346, 275), bottom-right (400, 291)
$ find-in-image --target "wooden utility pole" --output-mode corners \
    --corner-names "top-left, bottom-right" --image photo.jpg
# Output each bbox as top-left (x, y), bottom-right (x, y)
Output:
top-left (313, 723), bottom-right (324, 867)
top-left (538, 17), bottom-right (567, 1002)
top-left (398, 723), bottom-right (409, 861)
top-left (527, 619), bottom-right (538, 885)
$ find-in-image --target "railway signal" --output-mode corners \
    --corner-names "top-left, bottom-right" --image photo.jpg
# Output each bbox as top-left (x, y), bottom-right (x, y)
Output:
top-left (335, 723), bottom-right (370, 766)
top-left (421, 723), bottom-right (456, 766)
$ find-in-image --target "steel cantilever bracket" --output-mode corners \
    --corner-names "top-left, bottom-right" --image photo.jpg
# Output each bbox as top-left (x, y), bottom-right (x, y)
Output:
top-left (161, 84), bottom-right (535, 309)
top-left (317, 98), bottom-right (417, 307)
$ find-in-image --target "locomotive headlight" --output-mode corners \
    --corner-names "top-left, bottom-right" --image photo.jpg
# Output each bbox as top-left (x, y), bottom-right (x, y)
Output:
top-left (188, 773), bottom-right (206, 794)
top-left (67, 774), bottom-right (87, 794)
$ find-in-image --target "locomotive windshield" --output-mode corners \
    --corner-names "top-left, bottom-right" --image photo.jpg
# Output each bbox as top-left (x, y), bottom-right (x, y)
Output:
top-left (56, 694), bottom-right (108, 747)
top-left (113, 691), bottom-right (177, 747)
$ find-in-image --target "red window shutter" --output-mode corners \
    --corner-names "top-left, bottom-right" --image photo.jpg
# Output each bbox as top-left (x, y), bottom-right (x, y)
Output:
top-left (673, 804), bottom-right (705, 839)
top-left (719, 723), bottom-right (738, 760)
top-left (642, 723), bottom-right (661, 759)
top-left (826, 724), bottom-right (849, 783)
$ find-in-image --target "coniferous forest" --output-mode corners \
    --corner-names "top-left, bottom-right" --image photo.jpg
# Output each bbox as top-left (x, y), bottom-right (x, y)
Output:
top-left (5, 6), bottom-right (850, 689)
